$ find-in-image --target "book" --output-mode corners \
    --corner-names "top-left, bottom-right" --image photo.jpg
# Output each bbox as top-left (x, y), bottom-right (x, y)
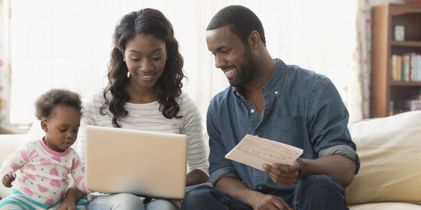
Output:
top-left (225, 134), bottom-right (303, 171)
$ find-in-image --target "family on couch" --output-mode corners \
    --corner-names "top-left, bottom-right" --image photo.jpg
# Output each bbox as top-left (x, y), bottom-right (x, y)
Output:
top-left (0, 5), bottom-right (359, 210)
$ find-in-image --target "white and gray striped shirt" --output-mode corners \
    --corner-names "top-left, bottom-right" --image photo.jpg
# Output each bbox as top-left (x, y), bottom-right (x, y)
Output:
top-left (77, 91), bottom-right (209, 175)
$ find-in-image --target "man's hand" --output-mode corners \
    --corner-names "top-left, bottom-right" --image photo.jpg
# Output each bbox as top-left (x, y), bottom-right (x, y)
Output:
top-left (263, 161), bottom-right (299, 186)
top-left (2, 172), bottom-right (16, 188)
top-left (249, 193), bottom-right (292, 210)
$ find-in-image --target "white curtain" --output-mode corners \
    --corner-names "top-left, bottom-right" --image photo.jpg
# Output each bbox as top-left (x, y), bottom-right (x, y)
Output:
top-left (9, 0), bottom-right (362, 124)
top-left (0, 0), bottom-right (11, 126)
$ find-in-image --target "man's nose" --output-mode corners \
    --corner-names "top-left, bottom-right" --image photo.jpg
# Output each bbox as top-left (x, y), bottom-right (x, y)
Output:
top-left (214, 55), bottom-right (226, 69)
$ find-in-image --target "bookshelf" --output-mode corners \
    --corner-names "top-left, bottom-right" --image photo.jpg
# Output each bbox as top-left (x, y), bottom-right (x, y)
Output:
top-left (371, 3), bottom-right (421, 118)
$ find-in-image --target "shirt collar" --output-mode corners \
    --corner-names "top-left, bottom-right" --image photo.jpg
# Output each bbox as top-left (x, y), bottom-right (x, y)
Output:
top-left (232, 58), bottom-right (286, 98)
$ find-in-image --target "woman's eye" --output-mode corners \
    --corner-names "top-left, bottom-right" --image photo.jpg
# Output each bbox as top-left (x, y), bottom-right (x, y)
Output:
top-left (151, 53), bottom-right (163, 61)
top-left (130, 57), bottom-right (140, 62)
top-left (151, 56), bottom-right (162, 61)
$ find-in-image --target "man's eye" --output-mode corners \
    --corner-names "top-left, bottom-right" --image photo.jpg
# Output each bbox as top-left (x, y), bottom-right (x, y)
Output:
top-left (59, 128), bottom-right (67, 132)
top-left (221, 49), bottom-right (231, 54)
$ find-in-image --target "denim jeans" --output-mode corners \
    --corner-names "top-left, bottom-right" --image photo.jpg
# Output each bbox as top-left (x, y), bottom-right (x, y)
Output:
top-left (181, 175), bottom-right (348, 210)
top-left (88, 193), bottom-right (179, 210)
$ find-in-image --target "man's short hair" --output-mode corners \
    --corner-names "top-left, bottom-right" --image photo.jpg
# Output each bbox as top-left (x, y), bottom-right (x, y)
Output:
top-left (207, 5), bottom-right (266, 45)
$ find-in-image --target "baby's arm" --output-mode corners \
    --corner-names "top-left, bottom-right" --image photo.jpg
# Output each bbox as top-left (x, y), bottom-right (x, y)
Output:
top-left (59, 152), bottom-right (88, 210)
top-left (0, 142), bottom-right (34, 187)
top-left (70, 153), bottom-right (89, 193)
top-left (58, 187), bottom-right (86, 210)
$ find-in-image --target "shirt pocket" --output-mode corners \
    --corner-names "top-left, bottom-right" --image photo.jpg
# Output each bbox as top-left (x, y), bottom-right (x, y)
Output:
top-left (271, 116), bottom-right (304, 148)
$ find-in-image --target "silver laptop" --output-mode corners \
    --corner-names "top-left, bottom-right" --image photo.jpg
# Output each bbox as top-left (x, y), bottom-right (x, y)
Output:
top-left (84, 125), bottom-right (187, 199)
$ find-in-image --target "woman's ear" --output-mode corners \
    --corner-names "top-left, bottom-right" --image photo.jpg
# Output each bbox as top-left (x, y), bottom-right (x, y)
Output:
top-left (40, 119), bottom-right (48, 132)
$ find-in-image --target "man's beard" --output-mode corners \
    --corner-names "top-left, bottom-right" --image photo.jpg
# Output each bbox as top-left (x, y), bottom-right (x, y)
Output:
top-left (231, 48), bottom-right (257, 89)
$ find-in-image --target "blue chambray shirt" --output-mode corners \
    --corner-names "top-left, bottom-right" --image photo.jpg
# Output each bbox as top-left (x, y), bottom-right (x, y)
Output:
top-left (207, 58), bottom-right (359, 192)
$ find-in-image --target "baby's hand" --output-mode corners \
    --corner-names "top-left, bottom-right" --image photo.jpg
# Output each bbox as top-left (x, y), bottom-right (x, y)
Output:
top-left (2, 172), bottom-right (16, 188)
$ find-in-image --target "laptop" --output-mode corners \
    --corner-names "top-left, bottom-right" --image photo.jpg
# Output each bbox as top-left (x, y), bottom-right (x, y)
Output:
top-left (84, 125), bottom-right (188, 199)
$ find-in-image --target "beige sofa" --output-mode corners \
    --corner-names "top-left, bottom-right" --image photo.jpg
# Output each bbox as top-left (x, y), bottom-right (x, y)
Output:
top-left (346, 110), bottom-right (421, 209)
top-left (1, 111), bottom-right (421, 209)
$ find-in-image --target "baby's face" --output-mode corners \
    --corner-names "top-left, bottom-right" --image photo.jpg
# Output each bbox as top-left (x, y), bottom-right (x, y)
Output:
top-left (42, 106), bottom-right (81, 152)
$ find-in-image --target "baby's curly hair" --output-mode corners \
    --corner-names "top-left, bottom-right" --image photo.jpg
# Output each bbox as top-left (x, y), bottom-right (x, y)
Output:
top-left (35, 89), bottom-right (82, 120)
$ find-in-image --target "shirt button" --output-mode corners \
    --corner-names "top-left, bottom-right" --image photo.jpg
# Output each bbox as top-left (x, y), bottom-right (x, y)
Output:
top-left (250, 109), bottom-right (255, 113)
top-left (274, 91), bottom-right (278, 95)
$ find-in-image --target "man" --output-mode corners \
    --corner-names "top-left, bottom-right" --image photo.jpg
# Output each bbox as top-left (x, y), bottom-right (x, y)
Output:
top-left (182, 5), bottom-right (359, 210)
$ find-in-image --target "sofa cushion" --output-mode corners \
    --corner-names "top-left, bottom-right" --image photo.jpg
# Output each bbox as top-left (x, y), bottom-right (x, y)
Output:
top-left (349, 202), bottom-right (421, 210)
top-left (346, 111), bottom-right (421, 205)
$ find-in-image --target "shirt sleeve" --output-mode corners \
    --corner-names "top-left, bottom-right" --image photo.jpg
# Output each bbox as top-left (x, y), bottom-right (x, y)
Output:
top-left (181, 94), bottom-right (209, 175)
top-left (70, 151), bottom-right (90, 193)
top-left (77, 94), bottom-right (98, 164)
top-left (0, 141), bottom-right (36, 177)
top-left (306, 77), bottom-right (360, 173)
top-left (319, 144), bottom-right (359, 163)
top-left (207, 99), bottom-right (240, 185)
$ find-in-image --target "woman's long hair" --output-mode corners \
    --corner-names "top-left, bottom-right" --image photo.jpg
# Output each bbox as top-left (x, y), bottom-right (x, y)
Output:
top-left (100, 8), bottom-right (184, 127)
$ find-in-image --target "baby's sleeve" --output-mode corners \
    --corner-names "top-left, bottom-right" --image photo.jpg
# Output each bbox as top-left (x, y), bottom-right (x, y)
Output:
top-left (0, 141), bottom-right (36, 177)
top-left (70, 152), bottom-right (89, 193)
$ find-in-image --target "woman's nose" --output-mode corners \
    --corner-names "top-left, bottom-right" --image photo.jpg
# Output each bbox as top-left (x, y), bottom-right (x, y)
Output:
top-left (140, 58), bottom-right (153, 71)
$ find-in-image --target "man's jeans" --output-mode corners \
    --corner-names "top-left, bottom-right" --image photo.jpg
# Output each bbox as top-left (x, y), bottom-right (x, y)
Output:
top-left (181, 175), bottom-right (348, 210)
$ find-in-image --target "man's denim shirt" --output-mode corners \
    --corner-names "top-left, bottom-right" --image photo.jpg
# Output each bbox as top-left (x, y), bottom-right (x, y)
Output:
top-left (207, 58), bottom-right (360, 192)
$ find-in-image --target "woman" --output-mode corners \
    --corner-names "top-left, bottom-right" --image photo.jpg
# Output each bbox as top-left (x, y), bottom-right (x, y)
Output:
top-left (70, 8), bottom-right (208, 210)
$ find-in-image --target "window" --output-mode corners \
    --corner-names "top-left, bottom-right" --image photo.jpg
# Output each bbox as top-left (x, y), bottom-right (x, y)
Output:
top-left (9, 0), bottom-right (357, 124)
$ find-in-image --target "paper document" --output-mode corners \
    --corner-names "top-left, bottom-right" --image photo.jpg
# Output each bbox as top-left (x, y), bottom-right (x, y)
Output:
top-left (225, 134), bottom-right (303, 171)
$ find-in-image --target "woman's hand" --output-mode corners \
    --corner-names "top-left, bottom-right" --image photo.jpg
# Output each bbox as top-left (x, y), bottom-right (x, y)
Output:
top-left (186, 169), bottom-right (208, 186)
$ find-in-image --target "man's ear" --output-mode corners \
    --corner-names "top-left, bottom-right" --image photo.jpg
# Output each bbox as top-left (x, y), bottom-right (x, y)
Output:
top-left (248, 31), bottom-right (261, 49)
top-left (40, 119), bottom-right (48, 132)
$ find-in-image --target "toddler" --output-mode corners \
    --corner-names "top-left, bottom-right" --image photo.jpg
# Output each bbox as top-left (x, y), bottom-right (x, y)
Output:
top-left (0, 89), bottom-right (88, 209)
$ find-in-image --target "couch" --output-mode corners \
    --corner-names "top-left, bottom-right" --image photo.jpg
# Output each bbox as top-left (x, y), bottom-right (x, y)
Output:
top-left (345, 110), bottom-right (421, 209)
top-left (1, 111), bottom-right (421, 209)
